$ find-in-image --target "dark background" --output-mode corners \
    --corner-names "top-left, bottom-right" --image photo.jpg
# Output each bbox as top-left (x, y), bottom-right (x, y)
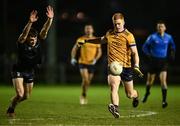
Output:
top-left (0, 0), bottom-right (179, 84)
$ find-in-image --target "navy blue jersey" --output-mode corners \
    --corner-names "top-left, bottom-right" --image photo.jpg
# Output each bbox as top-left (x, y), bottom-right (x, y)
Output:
top-left (16, 40), bottom-right (42, 70)
top-left (142, 32), bottom-right (176, 58)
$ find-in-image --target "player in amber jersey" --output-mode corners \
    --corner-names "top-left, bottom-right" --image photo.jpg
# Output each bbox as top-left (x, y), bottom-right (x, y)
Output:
top-left (71, 24), bottom-right (102, 105)
top-left (77, 13), bottom-right (143, 118)
top-left (106, 29), bottom-right (136, 67)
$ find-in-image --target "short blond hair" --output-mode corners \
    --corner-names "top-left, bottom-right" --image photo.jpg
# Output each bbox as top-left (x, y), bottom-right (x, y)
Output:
top-left (112, 13), bottom-right (124, 21)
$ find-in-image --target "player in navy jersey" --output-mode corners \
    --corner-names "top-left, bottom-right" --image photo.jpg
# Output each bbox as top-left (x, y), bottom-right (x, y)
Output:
top-left (142, 21), bottom-right (176, 108)
top-left (7, 6), bottom-right (54, 117)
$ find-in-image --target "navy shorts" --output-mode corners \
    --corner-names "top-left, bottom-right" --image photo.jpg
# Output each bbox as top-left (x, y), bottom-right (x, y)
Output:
top-left (79, 64), bottom-right (95, 73)
top-left (148, 57), bottom-right (168, 74)
top-left (11, 64), bottom-right (34, 83)
top-left (108, 67), bottom-right (133, 81)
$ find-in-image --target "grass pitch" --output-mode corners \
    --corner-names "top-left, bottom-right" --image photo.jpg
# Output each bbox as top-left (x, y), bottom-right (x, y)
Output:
top-left (0, 84), bottom-right (180, 125)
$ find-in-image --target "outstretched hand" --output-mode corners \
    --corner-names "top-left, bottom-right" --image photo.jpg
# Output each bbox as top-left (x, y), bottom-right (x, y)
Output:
top-left (77, 38), bottom-right (86, 47)
top-left (46, 5), bottom-right (54, 19)
top-left (29, 10), bottom-right (38, 22)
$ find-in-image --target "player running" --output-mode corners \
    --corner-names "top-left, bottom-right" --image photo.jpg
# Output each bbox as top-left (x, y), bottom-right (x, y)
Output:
top-left (71, 24), bottom-right (102, 105)
top-left (142, 21), bottom-right (176, 108)
top-left (76, 13), bottom-right (143, 118)
top-left (6, 6), bottom-right (54, 117)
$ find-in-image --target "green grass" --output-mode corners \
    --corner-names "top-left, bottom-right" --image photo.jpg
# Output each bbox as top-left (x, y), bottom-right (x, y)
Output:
top-left (0, 84), bottom-right (180, 125)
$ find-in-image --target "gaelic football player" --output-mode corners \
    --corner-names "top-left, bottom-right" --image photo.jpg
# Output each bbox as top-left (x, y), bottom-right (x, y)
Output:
top-left (6, 6), bottom-right (54, 117)
top-left (71, 24), bottom-right (102, 105)
top-left (142, 21), bottom-right (176, 108)
top-left (77, 13), bottom-right (143, 118)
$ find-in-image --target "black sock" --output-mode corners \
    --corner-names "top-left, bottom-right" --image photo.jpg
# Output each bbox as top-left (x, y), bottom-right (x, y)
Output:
top-left (162, 88), bottom-right (167, 103)
top-left (146, 85), bottom-right (151, 94)
top-left (114, 105), bottom-right (119, 109)
top-left (82, 93), bottom-right (86, 97)
top-left (7, 107), bottom-right (14, 113)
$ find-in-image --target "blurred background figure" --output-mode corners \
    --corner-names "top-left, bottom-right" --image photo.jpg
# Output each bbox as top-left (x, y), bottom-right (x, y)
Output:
top-left (142, 21), bottom-right (176, 108)
top-left (71, 24), bottom-right (102, 105)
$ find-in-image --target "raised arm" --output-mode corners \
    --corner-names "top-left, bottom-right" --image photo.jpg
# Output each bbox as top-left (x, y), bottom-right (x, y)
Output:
top-left (18, 10), bottom-right (38, 43)
top-left (39, 5), bottom-right (54, 40)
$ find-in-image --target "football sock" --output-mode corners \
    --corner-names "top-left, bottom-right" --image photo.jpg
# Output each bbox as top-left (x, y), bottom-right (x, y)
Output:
top-left (162, 88), bottom-right (167, 102)
top-left (114, 105), bottom-right (119, 109)
top-left (7, 107), bottom-right (14, 113)
top-left (82, 92), bottom-right (86, 97)
top-left (146, 84), bottom-right (151, 94)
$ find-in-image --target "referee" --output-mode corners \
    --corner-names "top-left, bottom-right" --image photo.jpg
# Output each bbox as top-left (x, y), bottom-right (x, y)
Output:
top-left (142, 20), bottom-right (176, 108)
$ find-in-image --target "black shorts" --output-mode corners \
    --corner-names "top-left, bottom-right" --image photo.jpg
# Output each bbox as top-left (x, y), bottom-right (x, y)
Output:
top-left (11, 64), bottom-right (34, 83)
top-left (79, 64), bottom-right (95, 73)
top-left (148, 57), bottom-right (168, 74)
top-left (108, 67), bottom-right (133, 81)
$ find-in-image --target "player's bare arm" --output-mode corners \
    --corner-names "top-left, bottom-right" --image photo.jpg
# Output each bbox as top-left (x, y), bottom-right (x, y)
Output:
top-left (18, 10), bottom-right (38, 43)
top-left (130, 46), bottom-right (143, 77)
top-left (95, 46), bottom-right (102, 61)
top-left (71, 43), bottom-right (79, 59)
top-left (71, 43), bottom-right (80, 65)
top-left (39, 5), bottom-right (54, 40)
top-left (130, 46), bottom-right (139, 67)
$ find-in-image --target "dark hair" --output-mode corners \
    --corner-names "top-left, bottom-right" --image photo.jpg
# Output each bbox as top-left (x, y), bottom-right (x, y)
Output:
top-left (157, 20), bottom-right (166, 25)
top-left (28, 28), bottom-right (38, 37)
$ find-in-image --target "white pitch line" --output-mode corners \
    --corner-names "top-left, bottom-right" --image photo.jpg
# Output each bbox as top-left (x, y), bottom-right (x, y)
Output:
top-left (8, 110), bottom-right (158, 122)
top-left (9, 117), bottom-right (54, 121)
top-left (119, 110), bottom-right (157, 118)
